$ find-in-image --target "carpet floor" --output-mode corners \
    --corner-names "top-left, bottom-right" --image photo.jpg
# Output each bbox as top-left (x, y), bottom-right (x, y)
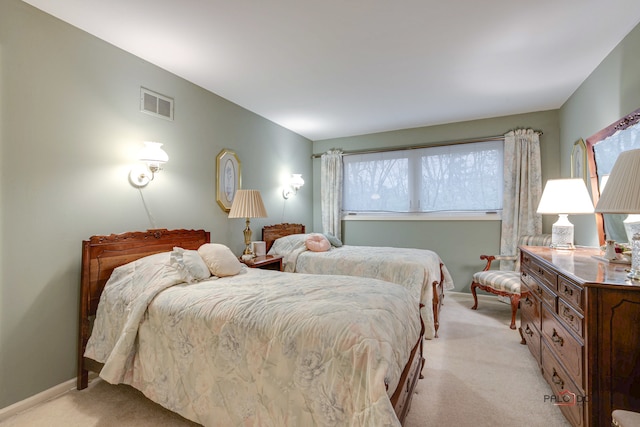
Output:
top-left (1, 292), bottom-right (571, 426)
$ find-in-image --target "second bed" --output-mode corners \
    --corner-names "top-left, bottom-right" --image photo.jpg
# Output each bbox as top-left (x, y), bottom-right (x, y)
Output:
top-left (263, 223), bottom-right (454, 339)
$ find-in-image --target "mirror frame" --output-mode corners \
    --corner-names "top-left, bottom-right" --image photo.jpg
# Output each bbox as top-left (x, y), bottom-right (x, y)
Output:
top-left (586, 106), bottom-right (640, 246)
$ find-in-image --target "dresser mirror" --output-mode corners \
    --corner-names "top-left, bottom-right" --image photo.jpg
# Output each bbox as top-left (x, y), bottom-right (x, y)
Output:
top-left (586, 107), bottom-right (640, 245)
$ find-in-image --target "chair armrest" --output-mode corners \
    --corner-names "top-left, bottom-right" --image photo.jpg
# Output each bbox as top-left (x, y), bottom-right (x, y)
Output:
top-left (479, 254), bottom-right (518, 271)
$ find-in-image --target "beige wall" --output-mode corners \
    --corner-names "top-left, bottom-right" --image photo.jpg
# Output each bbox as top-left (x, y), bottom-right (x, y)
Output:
top-left (0, 0), bottom-right (312, 408)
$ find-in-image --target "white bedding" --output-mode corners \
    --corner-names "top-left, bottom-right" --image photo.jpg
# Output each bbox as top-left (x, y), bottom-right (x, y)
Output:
top-left (268, 235), bottom-right (455, 339)
top-left (84, 251), bottom-right (421, 427)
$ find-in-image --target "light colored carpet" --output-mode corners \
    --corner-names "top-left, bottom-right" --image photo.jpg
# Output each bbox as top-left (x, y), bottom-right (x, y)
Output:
top-left (1, 292), bottom-right (570, 427)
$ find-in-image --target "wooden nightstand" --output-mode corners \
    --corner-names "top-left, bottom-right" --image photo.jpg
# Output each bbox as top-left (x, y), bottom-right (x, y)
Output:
top-left (240, 255), bottom-right (283, 271)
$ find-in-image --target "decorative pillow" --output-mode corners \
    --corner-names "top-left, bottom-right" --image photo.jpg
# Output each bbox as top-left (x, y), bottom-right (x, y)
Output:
top-left (306, 233), bottom-right (331, 252)
top-left (171, 247), bottom-right (211, 283)
top-left (197, 243), bottom-right (243, 277)
top-left (268, 234), bottom-right (309, 256)
top-left (323, 233), bottom-right (343, 247)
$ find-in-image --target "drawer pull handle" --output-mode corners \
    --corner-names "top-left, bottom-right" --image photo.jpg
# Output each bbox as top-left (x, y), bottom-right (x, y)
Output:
top-left (524, 325), bottom-right (534, 337)
top-left (562, 307), bottom-right (575, 322)
top-left (537, 268), bottom-right (544, 275)
top-left (563, 286), bottom-right (574, 297)
top-left (552, 369), bottom-right (565, 389)
top-left (551, 329), bottom-right (564, 346)
top-left (535, 287), bottom-right (543, 296)
top-left (524, 297), bottom-right (533, 307)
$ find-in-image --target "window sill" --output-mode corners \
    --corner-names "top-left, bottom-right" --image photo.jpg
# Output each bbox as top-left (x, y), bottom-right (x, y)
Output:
top-left (342, 212), bottom-right (501, 221)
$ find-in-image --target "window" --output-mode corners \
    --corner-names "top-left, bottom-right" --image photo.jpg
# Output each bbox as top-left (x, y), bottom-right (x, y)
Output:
top-left (343, 140), bottom-right (503, 215)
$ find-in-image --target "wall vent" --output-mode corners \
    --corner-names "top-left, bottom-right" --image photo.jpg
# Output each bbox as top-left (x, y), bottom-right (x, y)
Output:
top-left (140, 87), bottom-right (174, 121)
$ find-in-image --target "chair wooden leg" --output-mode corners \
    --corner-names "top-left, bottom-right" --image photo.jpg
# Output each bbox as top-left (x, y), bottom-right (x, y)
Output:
top-left (470, 281), bottom-right (479, 310)
top-left (509, 294), bottom-right (520, 330)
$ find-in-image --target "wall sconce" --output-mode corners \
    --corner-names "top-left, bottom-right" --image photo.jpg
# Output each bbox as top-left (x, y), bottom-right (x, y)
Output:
top-left (283, 174), bottom-right (304, 199)
top-left (128, 141), bottom-right (169, 188)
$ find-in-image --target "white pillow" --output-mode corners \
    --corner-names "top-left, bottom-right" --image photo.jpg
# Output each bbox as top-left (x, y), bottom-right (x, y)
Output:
top-left (197, 243), bottom-right (243, 277)
top-left (170, 247), bottom-right (211, 283)
top-left (268, 234), bottom-right (309, 256)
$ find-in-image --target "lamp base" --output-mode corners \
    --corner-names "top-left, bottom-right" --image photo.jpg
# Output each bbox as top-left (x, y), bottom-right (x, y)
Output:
top-left (551, 214), bottom-right (575, 250)
top-left (630, 233), bottom-right (640, 281)
top-left (242, 218), bottom-right (254, 257)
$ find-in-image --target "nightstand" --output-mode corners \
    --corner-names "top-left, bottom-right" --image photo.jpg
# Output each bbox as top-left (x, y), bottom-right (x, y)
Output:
top-left (240, 255), bottom-right (283, 271)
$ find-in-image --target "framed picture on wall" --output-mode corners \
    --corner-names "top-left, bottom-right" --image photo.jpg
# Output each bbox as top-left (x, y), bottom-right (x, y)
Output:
top-left (571, 138), bottom-right (587, 183)
top-left (216, 149), bottom-right (241, 212)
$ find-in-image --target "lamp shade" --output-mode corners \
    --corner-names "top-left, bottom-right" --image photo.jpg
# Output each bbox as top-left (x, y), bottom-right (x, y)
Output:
top-left (228, 189), bottom-right (268, 218)
top-left (537, 178), bottom-right (595, 214)
top-left (595, 149), bottom-right (640, 214)
top-left (290, 174), bottom-right (305, 189)
top-left (138, 141), bottom-right (169, 163)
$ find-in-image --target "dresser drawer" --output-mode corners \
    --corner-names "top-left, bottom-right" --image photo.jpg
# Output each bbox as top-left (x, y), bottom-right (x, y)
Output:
top-left (541, 342), bottom-right (585, 427)
top-left (558, 276), bottom-right (583, 313)
top-left (558, 298), bottom-right (584, 338)
top-left (521, 310), bottom-right (541, 366)
top-left (541, 305), bottom-right (584, 388)
top-left (527, 258), bottom-right (558, 292)
top-left (525, 274), bottom-right (557, 312)
top-left (520, 281), bottom-right (541, 329)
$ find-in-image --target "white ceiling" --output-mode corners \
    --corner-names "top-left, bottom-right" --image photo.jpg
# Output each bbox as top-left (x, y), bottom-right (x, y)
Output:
top-left (21, 0), bottom-right (640, 141)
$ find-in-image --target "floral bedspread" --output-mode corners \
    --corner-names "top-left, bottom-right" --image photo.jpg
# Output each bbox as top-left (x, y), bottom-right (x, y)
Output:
top-left (269, 237), bottom-right (454, 339)
top-left (85, 252), bottom-right (421, 427)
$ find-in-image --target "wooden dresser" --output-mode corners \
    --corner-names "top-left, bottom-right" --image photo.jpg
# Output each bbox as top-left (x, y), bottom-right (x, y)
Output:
top-left (519, 246), bottom-right (640, 427)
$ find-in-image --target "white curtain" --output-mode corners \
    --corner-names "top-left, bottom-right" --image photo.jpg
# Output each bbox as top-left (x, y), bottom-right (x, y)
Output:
top-left (501, 129), bottom-right (543, 270)
top-left (321, 149), bottom-right (343, 237)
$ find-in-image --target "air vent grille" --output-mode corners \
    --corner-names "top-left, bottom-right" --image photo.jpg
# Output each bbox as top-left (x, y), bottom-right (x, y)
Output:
top-left (140, 87), bottom-right (174, 121)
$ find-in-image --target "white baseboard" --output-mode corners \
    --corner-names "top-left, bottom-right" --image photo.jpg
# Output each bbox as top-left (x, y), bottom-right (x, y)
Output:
top-left (0, 378), bottom-right (77, 422)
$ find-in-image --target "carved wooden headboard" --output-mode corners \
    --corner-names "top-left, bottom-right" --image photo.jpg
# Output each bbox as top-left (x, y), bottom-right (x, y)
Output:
top-left (77, 228), bottom-right (210, 390)
top-left (262, 223), bottom-right (306, 252)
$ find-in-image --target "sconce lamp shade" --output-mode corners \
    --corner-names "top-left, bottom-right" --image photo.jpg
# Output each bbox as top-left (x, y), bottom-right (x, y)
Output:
top-left (537, 178), bottom-right (594, 249)
top-left (290, 174), bottom-right (305, 190)
top-left (228, 189), bottom-right (268, 257)
top-left (138, 142), bottom-right (169, 167)
top-left (595, 149), bottom-right (640, 280)
top-left (595, 149), bottom-right (640, 214)
top-left (229, 190), bottom-right (268, 219)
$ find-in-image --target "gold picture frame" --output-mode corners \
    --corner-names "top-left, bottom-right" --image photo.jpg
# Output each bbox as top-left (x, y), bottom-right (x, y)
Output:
top-left (571, 138), bottom-right (587, 183)
top-left (216, 149), bottom-right (241, 212)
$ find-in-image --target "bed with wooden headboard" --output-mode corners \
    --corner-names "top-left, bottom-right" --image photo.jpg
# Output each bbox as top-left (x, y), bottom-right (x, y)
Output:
top-left (263, 223), bottom-right (453, 339)
top-left (77, 228), bottom-right (210, 390)
top-left (77, 228), bottom-right (424, 426)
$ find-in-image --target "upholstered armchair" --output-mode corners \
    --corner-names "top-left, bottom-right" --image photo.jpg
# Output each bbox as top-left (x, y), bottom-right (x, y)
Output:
top-left (470, 234), bottom-right (552, 329)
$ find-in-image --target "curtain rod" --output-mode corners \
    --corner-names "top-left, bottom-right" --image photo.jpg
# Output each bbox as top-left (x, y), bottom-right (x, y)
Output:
top-left (310, 131), bottom-right (543, 159)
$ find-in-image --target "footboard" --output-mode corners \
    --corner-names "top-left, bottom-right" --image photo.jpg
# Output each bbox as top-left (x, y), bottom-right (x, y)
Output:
top-left (390, 303), bottom-right (425, 424)
top-left (432, 262), bottom-right (445, 338)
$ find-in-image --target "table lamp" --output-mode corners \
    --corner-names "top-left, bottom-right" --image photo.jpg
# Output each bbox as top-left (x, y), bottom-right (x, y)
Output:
top-left (228, 189), bottom-right (268, 259)
top-left (595, 148), bottom-right (640, 279)
top-left (536, 178), bottom-right (595, 249)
